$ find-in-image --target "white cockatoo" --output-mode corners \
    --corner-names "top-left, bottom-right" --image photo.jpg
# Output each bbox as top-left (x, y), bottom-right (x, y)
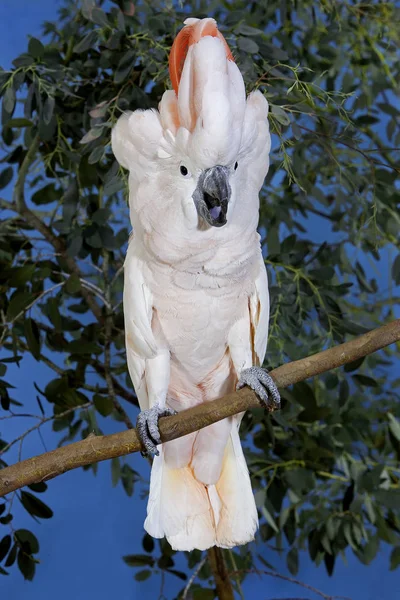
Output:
top-left (112, 17), bottom-right (280, 551)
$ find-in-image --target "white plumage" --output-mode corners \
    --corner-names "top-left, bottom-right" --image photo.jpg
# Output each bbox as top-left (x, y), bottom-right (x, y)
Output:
top-left (112, 17), bottom-right (271, 551)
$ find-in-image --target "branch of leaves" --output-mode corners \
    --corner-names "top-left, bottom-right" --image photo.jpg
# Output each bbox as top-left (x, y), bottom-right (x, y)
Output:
top-left (0, 483), bottom-right (51, 579)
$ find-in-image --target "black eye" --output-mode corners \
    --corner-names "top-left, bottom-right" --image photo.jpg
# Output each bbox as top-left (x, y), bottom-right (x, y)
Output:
top-left (180, 165), bottom-right (188, 176)
top-left (234, 161), bottom-right (238, 170)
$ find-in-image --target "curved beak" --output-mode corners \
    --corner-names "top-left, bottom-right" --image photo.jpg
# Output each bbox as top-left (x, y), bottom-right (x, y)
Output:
top-left (192, 165), bottom-right (231, 227)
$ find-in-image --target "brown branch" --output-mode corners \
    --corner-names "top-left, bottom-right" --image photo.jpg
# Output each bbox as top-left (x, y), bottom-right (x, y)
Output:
top-left (0, 319), bottom-right (399, 497)
top-left (207, 547), bottom-right (234, 600)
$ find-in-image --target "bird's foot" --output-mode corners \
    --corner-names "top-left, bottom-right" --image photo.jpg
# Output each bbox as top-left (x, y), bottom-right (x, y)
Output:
top-left (136, 403), bottom-right (177, 457)
top-left (237, 367), bottom-right (280, 412)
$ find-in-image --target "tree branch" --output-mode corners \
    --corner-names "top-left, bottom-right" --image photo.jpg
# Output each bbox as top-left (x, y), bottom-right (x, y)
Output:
top-left (207, 547), bottom-right (234, 600)
top-left (0, 319), bottom-right (399, 497)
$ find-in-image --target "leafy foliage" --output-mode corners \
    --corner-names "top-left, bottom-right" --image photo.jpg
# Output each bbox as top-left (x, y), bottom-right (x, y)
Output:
top-left (0, 0), bottom-right (399, 596)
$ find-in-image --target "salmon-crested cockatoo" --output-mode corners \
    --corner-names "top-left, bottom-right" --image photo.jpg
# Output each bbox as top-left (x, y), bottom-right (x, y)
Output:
top-left (112, 17), bottom-right (280, 551)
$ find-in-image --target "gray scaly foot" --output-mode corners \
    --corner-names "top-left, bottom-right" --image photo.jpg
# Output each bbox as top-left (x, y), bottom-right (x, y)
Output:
top-left (136, 403), bottom-right (177, 457)
top-left (237, 367), bottom-right (280, 411)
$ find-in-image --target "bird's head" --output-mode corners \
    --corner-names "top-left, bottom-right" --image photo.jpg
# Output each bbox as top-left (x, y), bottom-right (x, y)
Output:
top-left (112, 17), bottom-right (271, 247)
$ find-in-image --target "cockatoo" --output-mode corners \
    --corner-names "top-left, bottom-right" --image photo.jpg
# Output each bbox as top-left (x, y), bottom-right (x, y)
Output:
top-left (112, 17), bottom-right (280, 551)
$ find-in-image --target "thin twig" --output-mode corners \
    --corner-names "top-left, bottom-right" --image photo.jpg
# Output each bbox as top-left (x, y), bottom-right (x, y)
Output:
top-left (182, 555), bottom-right (207, 599)
top-left (231, 569), bottom-right (351, 600)
top-left (0, 403), bottom-right (92, 458)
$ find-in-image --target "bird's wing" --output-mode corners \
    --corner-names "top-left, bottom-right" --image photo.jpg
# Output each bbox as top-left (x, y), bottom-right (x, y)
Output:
top-left (249, 253), bottom-right (270, 367)
top-left (123, 240), bottom-right (158, 410)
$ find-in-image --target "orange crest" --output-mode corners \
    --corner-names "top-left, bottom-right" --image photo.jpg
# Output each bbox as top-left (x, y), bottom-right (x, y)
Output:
top-left (169, 18), bottom-right (234, 95)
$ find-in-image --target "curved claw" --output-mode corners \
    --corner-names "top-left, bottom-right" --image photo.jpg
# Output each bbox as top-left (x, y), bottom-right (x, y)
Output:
top-left (136, 403), bottom-right (177, 457)
top-left (237, 367), bottom-right (280, 411)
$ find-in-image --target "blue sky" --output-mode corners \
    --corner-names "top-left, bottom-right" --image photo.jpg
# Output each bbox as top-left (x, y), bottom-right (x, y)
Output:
top-left (1, 2), bottom-right (399, 600)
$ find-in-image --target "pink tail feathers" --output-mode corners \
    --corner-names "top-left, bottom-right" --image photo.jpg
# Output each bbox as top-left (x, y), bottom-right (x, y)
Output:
top-left (144, 424), bottom-right (258, 551)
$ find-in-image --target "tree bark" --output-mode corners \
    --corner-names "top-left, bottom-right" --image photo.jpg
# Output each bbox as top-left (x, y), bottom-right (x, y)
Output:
top-left (207, 547), bottom-right (235, 600)
top-left (0, 319), bottom-right (399, 497)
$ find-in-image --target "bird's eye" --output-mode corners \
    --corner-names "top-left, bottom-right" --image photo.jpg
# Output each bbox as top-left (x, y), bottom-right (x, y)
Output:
top-left (234, 161), bottom-right (238, 171)
top-left (180, 165), bottom-right (189, 177)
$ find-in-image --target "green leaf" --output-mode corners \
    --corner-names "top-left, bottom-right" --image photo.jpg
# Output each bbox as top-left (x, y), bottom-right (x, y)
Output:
top-left (377, 103), bottom-right (399, 118)
top-left (310, 266), bottom-right (335, 280)
top-left (111, 457), bottom-right (121, 487)
top-left (6, 292), bottom-right (35, 320)
top-left (17, 549), bottom-right (35, 581)
top-left (28, 37), bottom-right (44, 58)
top-left (352, 374), bottom-right (378, 388)
top-left (5, 118), bottom-right (32, 128)
top-left (3, 87), bottom-right (16, 114)
top-left (388, 413), bottom-right (400, 442)
top-left (28, 481), bottom-right (47, 493)
top-left (344, 356), bottom-right (365, 372)
top-left (237, 36), bottom-right (259, 54)
top-left (234, 23), bottom-right (264, 36)
top-left (43, 97), bottom-right (55, 125)
top-left (390, 547), bottom-right (400, 571)
top-left (114, 50), bottom-right (135, 84)
top-left (356, 115), bottom-right (379, 126)
top-left (121, 464), bottom-right (138, 497)
top-left (67, 340), bottom-right (102, 355)
top-left (0, 514), bottom-right (13, 525)
top-left (270, 104), bottom-right (290, 126)
top-left (31, 183), bottom-right (60, 205)
top-left (392, 255), bottom-right (400, 286)
top-left (0, 535), bottom-right (12, 562)
top-left (261, 505), bottom-right (279, 533)
top-left (292, 122), bottom-right (301, 140)
top-left (88, 145), bottom-right (104, 164)
top-left (142, 533), bottom-right (154, 553)
top-left (362, 534), bottom-right (379, 564)
top-left (103, 176), bottom-right (124, 196)
top-left (166, 568), bottom-right (187, 580)
top-left (324, 552), bottom-right (335, 576)
top-left (15, 529), bottom-right (39, 554)
top-left (65, 274), bottom-right (81, 294)
top-left (91, 7), bottom-right (109, 27)
top-left (80, 127), bottom-right (104, 144)
top-left (24, 318), bottom-right (41, 361)
top-left (135, 569), bottom-right (151, 581)
top-left (4, 544), bottom-right (17, 567)
top-left (123, 554), bottom-right (155, 567)
top-left (20, 491), bottom-right (53, 519)
top-left (89, 101), bottom-right (109, 118)
top-left (8, 264), bottom-right (36, 287)
top-left (374, 490), bottom-right (400, 510)
top-left (47, 298), bottom-right (62, 331)
top-left (73, 30), bottom-right (98, 54)
top-left (81, 0), bottom-right (95, 19)
top-left (338, 379), bottom-right (349, 407)
top-left (94, 394), bottom-right (114, 417)
top-left (286, 547), bottom-right (299, 575)
top-left (0, 167), bottom-right (13, 189)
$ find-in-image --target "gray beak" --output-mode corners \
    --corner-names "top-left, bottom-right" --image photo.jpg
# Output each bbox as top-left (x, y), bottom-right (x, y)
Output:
top-left (192, 165), bottom-right (231, 227)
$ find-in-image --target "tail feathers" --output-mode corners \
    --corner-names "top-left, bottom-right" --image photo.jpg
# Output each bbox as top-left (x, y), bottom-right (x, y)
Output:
top-left (144, 448), bottom-right (216, 551)
top-left (144, 426), bottom-right (258, 551)
top-left (215, 427), bottom-right (258, 548)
